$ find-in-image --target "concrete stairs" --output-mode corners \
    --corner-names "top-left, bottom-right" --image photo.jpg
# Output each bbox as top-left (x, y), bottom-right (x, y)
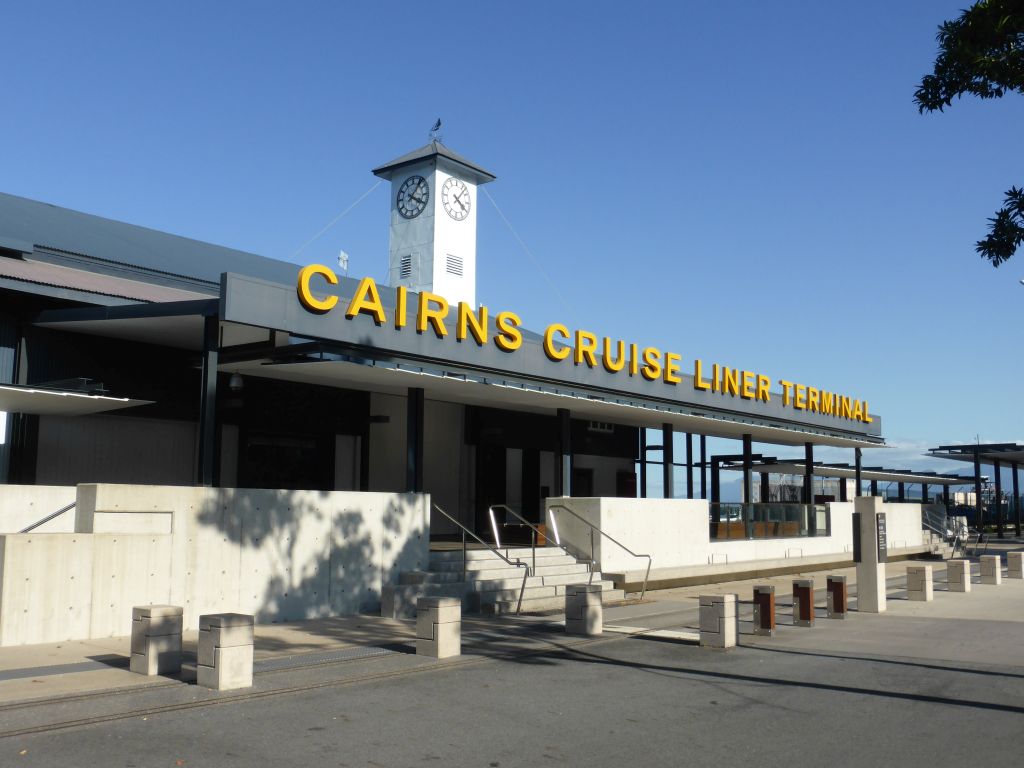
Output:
top-left (382, 546), bottom-right (626, 618)
top-left (923, 530), bottom-right (954, 559)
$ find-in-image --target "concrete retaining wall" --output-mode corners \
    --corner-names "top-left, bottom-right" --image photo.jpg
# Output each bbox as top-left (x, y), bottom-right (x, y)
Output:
top-left (0, 484), bottom-right (429, 645)
top-left (0, 485), bottom-right (77, 533)
top-left (546, 497), bottom-right (923, 576)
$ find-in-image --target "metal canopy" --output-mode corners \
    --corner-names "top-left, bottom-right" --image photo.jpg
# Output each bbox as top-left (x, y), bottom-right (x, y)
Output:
top-left (927, 443), bottom-right (1024, 466)
top-left (0, 384), bottom-right (151, 416)
top-left (715, 456), bottom-right (978, 486)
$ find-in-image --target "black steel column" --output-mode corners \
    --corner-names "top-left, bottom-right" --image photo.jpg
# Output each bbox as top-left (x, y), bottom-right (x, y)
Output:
top-left (974, 447), bottom-right (983, 529)
top-left (760, 472), bottom-right (770, 503)
top-left (854, 447), bottom-right (863, 497)
top-left (994, 459), bottom-right (1003, 539)
top-left (557, 408), bottom-right (572, 497)
top-left (406, 387), bottom-right (424, 493)
top-left (699, 435), bottom-right (707, 500)
top-left (921, 483), bottom-right (929, 504)
top-left (685, 432), bottom-right (694, 500)
top-left (898, 482), bottom-right (905, 502)
top-left (742, 434), bottom-right (753, 504)
top-left (197, 314), bottom-right (219, 487)
top-left (710, 458), bottom-right (721, 505)
top-left (639, 429), bottom-right (647, 499)
top-left (803, 442), bottom-right (814, 504)
top-left (870, 479), bottom-right (878, 496)
top-left (1013, 462), bottom-right (1021, 537)
top-left (662, 423), bottom-right (674, 499)
top-left (839, 479), bottom-right (848, 502)
top-left (943, 484), bottom-right (950, 508)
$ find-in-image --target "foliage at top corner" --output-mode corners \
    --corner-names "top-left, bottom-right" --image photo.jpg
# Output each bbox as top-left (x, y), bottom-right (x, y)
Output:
top-left (914, 0), bottom-right (1024, 112)
top-left (914, 0), bottom-right (1024, 267)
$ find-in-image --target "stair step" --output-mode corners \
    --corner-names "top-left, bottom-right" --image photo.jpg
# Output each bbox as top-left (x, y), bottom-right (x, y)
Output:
top-left (429, 556), bottom-right (583, 573)
top-left (429, 547), bottom-right (574, 563)
top-left (484, 587), bottom-right (627, 615)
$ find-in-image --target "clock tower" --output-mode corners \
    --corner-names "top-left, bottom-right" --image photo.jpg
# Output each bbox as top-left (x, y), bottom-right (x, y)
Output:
top-left (373, 141), bottom-right (495, 308)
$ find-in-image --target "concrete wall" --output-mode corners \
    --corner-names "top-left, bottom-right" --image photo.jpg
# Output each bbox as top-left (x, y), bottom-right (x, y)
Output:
top-left (545, 498), bottom-right (917, 575)
top-left (882, 503), bottom-right (924, 549)
top-left (0, 484), bottom-right (429, 645)
top-left (546, 497), bottom-right (709, 574)
top-left (0, 484), bottom-right (77, 533)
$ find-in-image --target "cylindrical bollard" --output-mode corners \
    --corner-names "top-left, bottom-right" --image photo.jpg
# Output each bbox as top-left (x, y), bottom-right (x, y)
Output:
top-left (565, 584), bottom-right (603, 636)
top-left (752, 585), bottom-right (775, 636)
top-left (792, 579), bottom-right (815, 627)
top-left (946, 559), bottom-right (971, 592)
top-left (699, 594), bottom-right (737, 649)
top-left (906, 565), bottom-right (934, 601)
top-left (1008, 552), bottom-right (1023, 579)
top-left (825, 575), bottom-right (847, 619)
top-left (980, 555), bottom-right (1002, 585)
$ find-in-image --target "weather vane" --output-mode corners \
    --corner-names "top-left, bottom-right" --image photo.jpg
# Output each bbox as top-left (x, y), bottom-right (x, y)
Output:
top-left (429, 118), bottom-right (443, 144)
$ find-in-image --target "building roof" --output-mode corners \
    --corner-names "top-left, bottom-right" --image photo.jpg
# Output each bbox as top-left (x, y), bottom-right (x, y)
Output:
top-left (0, 256), bottom-right (210, 304)
top-left (928, 443), bottom-right (1024, 466)
top-left (715, 456), bottom-right (977, 486)
top-left (0, 191), bottom-right (300, 295)
top-left (371, 141), bottom-right (496, 184)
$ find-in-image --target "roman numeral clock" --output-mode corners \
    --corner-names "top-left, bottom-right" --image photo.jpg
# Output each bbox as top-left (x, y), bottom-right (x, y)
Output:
top-left (372, 141), bottom-right (495, 309)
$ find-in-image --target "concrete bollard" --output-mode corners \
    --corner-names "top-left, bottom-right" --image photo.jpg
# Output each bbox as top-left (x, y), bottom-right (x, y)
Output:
top-left (565, 584), bottom-right (603, 636)
top-left (826, 575), bottom-right (847, 619)
top-left (752, 585), bottom-right (775, 636)
top-left (129, 605), bottom-right (183, 676)
top-left (906, 565), bottom-right (934, 602)
top-left (946, 559), bottom-right (971, 592)
top-left (197, 613), bottom-right (255, 690)
top-left (792, 579), bottom-right (815, 627)
top-left (980, 555), bottom-right (1002, 585)
top-left (699, 594), bottom-right (736, 649)
top-left (1008, 552), bottom-right (1023, 579)
top-left (416, 597), bottom-right (462, 658)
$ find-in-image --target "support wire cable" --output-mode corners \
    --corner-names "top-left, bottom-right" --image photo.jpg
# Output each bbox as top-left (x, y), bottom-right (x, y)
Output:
top-left (290, 179), bottom-right (383, 260)
top-left (482, 186), bottom-right (578, 320)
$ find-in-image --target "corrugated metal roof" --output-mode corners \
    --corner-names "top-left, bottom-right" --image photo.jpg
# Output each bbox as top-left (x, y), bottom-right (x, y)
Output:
top-left (0, 257), bottom-right (211, 303)
top-left (372, 141), bottom-right (496, 183)
top-left (0, 191), bottom-right (300, 288)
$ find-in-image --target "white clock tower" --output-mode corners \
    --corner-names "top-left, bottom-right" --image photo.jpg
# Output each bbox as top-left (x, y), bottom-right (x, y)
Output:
top-left (373, 141), bottom-right (495, 308)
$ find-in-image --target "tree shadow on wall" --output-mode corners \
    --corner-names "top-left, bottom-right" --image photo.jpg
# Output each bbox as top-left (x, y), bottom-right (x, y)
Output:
top-left (194, 488), bottom-right (427, 649)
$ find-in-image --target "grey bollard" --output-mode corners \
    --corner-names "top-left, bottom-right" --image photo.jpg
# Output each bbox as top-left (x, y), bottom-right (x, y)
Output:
top-left (699, 594), bottom-right (737, 649)
top-left (565, 584), bottom-right (603, 636)
top-left (416, 597), bottom-right (461, 658)
top-left (906, 565), bottom-right (934, 601)
top-left (130, 605), bottom-right (183, 676)
top-left (946, 559), bottom-right (971, 592)
top-left (197, 613), bottom-right (255, 690)
top-left (980, 555), bottom-right (1002, 585)
top-left (1008, 552), bottom-right (1023, 579)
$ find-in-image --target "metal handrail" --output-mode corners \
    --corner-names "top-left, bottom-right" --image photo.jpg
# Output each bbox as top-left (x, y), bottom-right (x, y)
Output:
top-left (546, 503), bottom-right (652, 600)
top-left (432, 503), bottom-right (529, 615)
top-left (19, 502), bottom-right (76, 534)
top-left (488, 504), bottom-right (595, 584)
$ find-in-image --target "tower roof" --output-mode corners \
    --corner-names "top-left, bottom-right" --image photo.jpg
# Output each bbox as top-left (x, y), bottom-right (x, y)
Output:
top-left (372, 141), bottom-right (496, 184)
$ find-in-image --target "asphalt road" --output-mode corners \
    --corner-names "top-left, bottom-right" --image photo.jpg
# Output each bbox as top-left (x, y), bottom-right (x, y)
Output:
top-left (5, 626), bottom-right (1022, 768)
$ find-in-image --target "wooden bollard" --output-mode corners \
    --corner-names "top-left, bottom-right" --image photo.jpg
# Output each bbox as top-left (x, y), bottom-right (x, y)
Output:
top-left (752, 585), bottom-right (775, 636)
top-left (826, 575), bottom-right (847, 619)
top-left (792, 579), bottom-right (815, 627)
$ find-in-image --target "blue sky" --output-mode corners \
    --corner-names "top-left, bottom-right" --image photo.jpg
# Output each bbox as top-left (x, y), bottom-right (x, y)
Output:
top-left (1, 1), bottom-right (1021, 490)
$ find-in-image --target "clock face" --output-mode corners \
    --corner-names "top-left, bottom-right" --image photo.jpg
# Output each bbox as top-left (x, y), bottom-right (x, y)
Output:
top-left (442, 177), bottom-right (471, 221)
top-left (396, 175), bottom-right (429, 219)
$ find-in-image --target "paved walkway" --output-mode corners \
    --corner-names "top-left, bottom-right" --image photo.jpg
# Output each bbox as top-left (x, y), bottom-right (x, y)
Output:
top-left (1, 553), bottom-right (1021, 744)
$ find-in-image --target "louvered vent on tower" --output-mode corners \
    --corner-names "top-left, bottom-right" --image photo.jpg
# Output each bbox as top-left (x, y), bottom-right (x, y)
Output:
top-left (445, 254), bottom-right (463, 277)
top-left (399, 254), bottom-right (412, 279)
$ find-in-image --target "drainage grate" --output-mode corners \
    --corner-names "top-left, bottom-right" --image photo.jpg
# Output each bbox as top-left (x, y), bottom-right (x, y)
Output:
top-left (254, 645), bottom-right (398, 674)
